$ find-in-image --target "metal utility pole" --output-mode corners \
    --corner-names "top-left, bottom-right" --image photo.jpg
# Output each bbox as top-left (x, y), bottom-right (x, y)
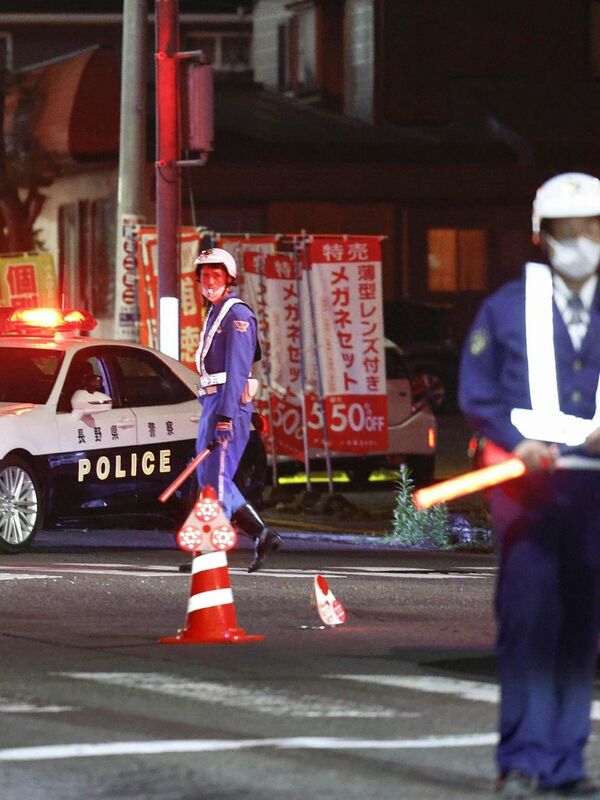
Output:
top-left (155, 0), bottom-right (181, 358)
top-left (114, 0), bottom-right (147, 341)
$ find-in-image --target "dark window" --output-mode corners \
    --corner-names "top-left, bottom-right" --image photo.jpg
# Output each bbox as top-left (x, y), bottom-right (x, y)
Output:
top-left (58, 197), bottom-right (116, 316)
top-left (0, 347), bottom-right (64, 404)
top-left (107, 350), bottom-right (195, 408)
top-left (427, 228), bottom-right (487, 292)
top-left (384, 344), bottom-right (409, 380)
top-left (57, 354), bottom-right (108, 413)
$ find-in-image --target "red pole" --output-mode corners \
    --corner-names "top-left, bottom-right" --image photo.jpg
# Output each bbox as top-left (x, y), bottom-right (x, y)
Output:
top-left (155, 0), bottom-right (181, 356)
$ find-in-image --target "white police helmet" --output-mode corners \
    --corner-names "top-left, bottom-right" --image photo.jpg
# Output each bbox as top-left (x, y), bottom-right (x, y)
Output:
top-left (194, 247), bottom-right (237, 280)
top-left (532, 172), bottom-right (600, 238)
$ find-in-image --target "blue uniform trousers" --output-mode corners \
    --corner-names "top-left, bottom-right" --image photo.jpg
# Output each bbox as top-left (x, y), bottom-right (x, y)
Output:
top-left (195, 391), bottom-right (251, 519)
top-left (491, 469), bottom-right (600, 788)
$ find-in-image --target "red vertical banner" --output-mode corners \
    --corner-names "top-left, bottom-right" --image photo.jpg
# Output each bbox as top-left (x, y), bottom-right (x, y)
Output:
top-left (307, 237), bottom-right (388, 453)
top-left (135, 227), bottom-right (203, 369)
top-left (0, 253), bottom-right (58, 308)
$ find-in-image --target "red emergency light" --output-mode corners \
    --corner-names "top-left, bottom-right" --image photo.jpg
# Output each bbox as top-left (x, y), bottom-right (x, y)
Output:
top-left (7, 307), bottom-right (97, 333)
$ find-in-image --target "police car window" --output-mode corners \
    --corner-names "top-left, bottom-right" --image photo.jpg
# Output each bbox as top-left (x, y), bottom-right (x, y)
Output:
top-left (0, 348), bottom-right (64, 404)
top-left (57, 355), bottom-right (108, 413)
top-left (110, 351), bottom-right (195, 407)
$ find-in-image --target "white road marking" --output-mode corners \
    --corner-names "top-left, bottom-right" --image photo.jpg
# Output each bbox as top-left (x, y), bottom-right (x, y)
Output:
top-left (331, 675), bottom-right (600, 721)
top-left (0, 565), bottom-right (180, 578)
top-left (0, 564), bottom-right (490, 580)
top-left (0, 733), bottom-right (499, 762)
top-left (0, 701), bottom-right (73, 714)
top-left (0, 573), bottom-right (61, 582)
top-left (57, 672), bottom-right (397, 719)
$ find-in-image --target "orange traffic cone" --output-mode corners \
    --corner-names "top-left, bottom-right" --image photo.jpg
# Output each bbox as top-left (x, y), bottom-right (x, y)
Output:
top-left (161, 485), bottom-right (264, 645)
top-left (312, 574), bottom-right (346, 626)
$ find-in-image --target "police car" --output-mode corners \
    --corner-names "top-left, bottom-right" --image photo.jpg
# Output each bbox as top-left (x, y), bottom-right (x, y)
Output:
top-left (0, 307), bottom-right (216, 554)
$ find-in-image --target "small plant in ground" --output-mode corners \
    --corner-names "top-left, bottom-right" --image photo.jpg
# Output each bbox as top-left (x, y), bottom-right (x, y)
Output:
top-left (387, 464), bottom-right (451, 549)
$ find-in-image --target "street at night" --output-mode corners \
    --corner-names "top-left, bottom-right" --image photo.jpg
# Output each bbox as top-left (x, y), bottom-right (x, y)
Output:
top-left (0, 530), bottom-right (507, 800)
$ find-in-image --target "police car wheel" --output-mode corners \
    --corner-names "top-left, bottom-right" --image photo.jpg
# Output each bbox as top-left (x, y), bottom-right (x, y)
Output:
top-left (0, 456), bottom-right (43, 553)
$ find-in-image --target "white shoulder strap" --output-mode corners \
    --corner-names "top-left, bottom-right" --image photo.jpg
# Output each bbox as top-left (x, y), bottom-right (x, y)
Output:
top-left (524, 262), bottom-right (559, 414)
top-left (510, 262), bottom-right (600, 445)
top-left (195, 298), bottom-right (244, 377)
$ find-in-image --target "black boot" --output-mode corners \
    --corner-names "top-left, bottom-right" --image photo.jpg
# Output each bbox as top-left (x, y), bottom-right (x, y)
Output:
top-left (231, 504), bottom-right (282, 573)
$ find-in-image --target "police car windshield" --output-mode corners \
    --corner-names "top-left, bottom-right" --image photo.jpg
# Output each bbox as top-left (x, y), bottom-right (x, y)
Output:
top-left (0, 348), bottom-right (64, 404)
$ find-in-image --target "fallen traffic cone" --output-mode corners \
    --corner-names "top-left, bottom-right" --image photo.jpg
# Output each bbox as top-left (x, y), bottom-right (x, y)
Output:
top-left (312, 574), bottom-right (346, 626)
top-left (161, 485), bottom-right (264, 645)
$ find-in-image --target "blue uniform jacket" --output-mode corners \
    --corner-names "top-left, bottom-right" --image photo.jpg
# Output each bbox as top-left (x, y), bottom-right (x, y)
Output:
top-left (201, 293), bottom-right (258, 419)
top-left (459, 267), bottom-right (600, 452)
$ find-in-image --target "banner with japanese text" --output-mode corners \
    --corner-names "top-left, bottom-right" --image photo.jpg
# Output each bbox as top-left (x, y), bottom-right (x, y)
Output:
top-left (214, 236), bottom-right (278, 401)
top-left (114, 214), bottom-right (144, 341)
top-left (136, 227), bottom-right (203, 370)
top-left (259, 251), bottom-right (324, 459)
top-left (307, 237), bottom-right (388, 453)
top-left (0, 252), bottom-right (58, 308)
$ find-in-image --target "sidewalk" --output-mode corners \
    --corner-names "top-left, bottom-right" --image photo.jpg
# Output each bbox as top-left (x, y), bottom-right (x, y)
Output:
top-left (261, 485), bottom-right (493, 551)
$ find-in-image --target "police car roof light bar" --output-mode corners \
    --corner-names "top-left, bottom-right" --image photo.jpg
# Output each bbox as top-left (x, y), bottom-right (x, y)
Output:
top-left (158, 440), bottom-right (219, 503)
top-left (7, 307), bottom-right (97, 333)
top-left (413, 457), bottom-right (527, 510)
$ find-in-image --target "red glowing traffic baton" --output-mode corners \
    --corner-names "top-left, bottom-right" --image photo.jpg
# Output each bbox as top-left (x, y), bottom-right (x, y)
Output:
top-left (158, 440), bottom-right (219, 504)
top-left (412, 457), bottom-right (527, 510)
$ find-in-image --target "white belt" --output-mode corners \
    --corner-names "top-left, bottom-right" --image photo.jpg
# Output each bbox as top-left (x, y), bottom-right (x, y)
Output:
top-left (199, 371), bottom-right (227, 389)
top-left (511, 408), bottom-right (597, 447)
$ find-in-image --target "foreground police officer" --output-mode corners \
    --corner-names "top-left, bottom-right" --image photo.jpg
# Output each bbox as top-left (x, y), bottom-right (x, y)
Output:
top-left (186, 248), bottom-right (281, 573)
top-left (460, 173), bottom-right (600, 798)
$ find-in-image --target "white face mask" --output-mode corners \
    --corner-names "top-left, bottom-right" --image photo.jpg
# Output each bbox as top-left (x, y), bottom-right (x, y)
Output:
top-left (201, 285), bottom-right (227, 302)
top-left (545, 234), bottom-right (600, 281)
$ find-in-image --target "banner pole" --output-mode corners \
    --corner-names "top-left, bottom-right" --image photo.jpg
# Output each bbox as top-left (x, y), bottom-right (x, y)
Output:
top-left (256, 250), bottom-right (279, 487)
top-left (300, 237), bottom-right (335, 495)
top-left (293, 239), bottom-right (313, 492)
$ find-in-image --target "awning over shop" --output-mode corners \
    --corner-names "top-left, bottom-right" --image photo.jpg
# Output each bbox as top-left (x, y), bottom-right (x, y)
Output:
top-left (4, 45), bottom-right (120, 162)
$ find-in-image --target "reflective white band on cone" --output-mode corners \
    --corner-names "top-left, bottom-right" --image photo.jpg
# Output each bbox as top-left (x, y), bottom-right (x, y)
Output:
top-left (188, 588), bottom-right (234, 613)
top-left (192, 551), bottom-right (228, 574)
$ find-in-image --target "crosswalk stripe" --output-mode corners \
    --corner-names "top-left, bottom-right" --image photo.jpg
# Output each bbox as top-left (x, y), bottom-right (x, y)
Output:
top-left (56, 672), bottom-right (398, 719)
top-left (331, 675), bottom-right (600, 720)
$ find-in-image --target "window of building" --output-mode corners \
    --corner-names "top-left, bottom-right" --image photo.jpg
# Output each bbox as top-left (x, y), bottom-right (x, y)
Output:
top-left (58, 197), bottom-right (116, 318)
top-left (0, 32), bottom-right (13, 70)
top-left (185, 31), bottom-right (252, 73)
top-left (343, 0), bottom-right (374, 121)
top-left (278, 2), bottom-right (319, 95)
top-left (427, 228), bottom-right (487, 292)
top-left (591, 2), bottom-right (600, 77)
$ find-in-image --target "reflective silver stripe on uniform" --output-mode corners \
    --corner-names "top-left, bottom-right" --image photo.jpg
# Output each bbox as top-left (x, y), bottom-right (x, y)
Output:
top-left (525, 263), bottom-right (559, 414)
top-left (191, 551), bottom-right (228, 574)
top-left (218, 439), bottom-right (227, 504)
top-left (510, 262), bottom-right (600, 445)
top-left (187, 588), bottom-right (234, 613)
top-left (195, 298), bottom-right (244, 382)
top-left (199, 371), bottom-right (227, 388)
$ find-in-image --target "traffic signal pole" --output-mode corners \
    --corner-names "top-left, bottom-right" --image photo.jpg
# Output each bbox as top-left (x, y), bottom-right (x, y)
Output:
top-left (155, 0), bottom-right (181, 358)
top-left (113, 0), bottom-right (147, 341)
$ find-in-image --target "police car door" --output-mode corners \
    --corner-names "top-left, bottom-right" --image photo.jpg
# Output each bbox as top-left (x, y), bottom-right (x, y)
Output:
top-left (103, 347), bottom-right (198, 510)
top-left (53, 349), bottom-right (138, 515)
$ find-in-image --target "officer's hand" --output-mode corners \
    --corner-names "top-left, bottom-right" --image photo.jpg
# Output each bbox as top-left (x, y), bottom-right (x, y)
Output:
top-left (215, 416), bottom-right (234, 443)
top-left (583, 426), bottom-right (600, 455)
top-left (251, 411), bottom-right (268, 437)
top-left (513, 439), bottom-right (559, 471)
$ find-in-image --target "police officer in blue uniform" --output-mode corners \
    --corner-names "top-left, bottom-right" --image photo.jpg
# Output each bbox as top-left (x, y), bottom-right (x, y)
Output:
top-left (459, 173), bottom-right (600, 798)
top-left (191, 248), bottom-right (281, 573)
